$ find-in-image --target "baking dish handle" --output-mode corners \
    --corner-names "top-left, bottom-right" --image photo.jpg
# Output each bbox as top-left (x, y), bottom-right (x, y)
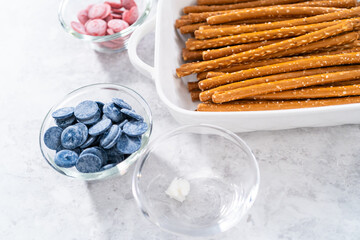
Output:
top-left (128, 17), bottom-right (156, 79)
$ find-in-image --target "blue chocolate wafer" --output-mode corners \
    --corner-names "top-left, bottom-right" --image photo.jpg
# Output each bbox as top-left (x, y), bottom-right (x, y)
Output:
top-left (123, 121), bottom-right (148, 137)
top-left (76, 154), bottom-right (102, 173)
top-left (112, 98), bottom-right (132, 110)
top-left (89, 118), bottom-right (112, 136)
top-left (103, 127), bottom-right (122, 149)
top-left (55, 116), bottom-right (76, 128)
top-left (100, 124), bottom-right (119, 148)
top-left (74, 100), bottom-right (99, 121)
top-left (80, 109), bottom-right (101, 125)
top-left (61, 125), bottom-right (84, 149)
top-left (52, 107), bottom-right (75, 120)
top-left (105, 147), bottom-right (125, 164)
top-left (116, 134), bottom-right (142, 154)
top-left (118, 119), bottom-right (128, 129)
top-left (54, 150), bottom-right (78, 168)
top-left (103, 103), bottom-right (123, 122)
top-left (44, 126), bottom-right (63, 150)
top-left (120, 109), bottom-right (143, 121)
top-left (100, 163), bottom-right (116, 171)
top-left (75, 123), bottom-right (88, 145)
top-left (80, 147), bottom-right (108, 165)
top-left (80, 135), bottom-right (97, 149)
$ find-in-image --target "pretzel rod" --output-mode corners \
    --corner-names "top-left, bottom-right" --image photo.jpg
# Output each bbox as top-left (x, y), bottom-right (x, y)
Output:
top-left (202, 32), bottom-right (358, 60)
top-left (199, 17), bottom-right (302, 27)
top-left (188, 82), bottom-right (201, 91)
top-left (202, 39), bottom-right (284, 60)
top-left (197, 96), bottom-right (360, 111)
top-left (175, 18), bottom-right (193, 28)
top-left (293, 0), bottom-right (357, 8)
top-left (177, 20), bottom-right (356, 77)
top-left (183, 49), bottom-right (203, 61)
top-left (187, 21), bottom-right (342, 50)
top-left (308, 45), bottom-right (360, 55)
top-left (198, 0), bottom-right (257, 5)
top-left (207, 72), bottom-right (225, 78)
top-left (327, 79), bottom-right (360, 86)
top-left (184, 0), bottom-right (307, 14)
top-left (180, 22), bottom-right (208, 34)
top-left (197, 7), bottom-right (360, 39)
top-left (191, 90), bottom-right (202, 101)
top-left (206, 6), bottom-right (342, 25)
top-left (199, 65), bottom-right (360, 101)
top-left (250, 84), bottom-right (360, 100)
top-left (197, 56), bottom-right (306, 80)
top-left (212, 69), bottom-right (360, 103)
top-left (190, 6), bottom-right (340, 24)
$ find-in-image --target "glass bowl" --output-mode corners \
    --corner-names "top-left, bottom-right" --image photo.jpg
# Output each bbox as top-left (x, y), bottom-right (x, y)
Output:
top-left (39, 83), bottom-right (153, 180)
top-left (58, 0), bottom-right (152, 53)
top-left (132, 124), bottom-right (260, 237)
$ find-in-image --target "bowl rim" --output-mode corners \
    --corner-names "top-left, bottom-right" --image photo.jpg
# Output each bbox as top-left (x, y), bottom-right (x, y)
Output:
top-left (39, 83), bottom-right (153, 181)
top-left (132, 124), bottom-right (260, 237)
top-left (58, 0), bottom-right (153, 42)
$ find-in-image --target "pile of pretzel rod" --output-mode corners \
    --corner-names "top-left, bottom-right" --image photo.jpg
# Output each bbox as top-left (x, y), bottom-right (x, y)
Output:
top-left (175, 0), bottom-right (360, 112)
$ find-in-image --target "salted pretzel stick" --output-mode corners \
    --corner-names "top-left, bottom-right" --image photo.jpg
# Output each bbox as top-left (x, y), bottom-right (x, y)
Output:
top-left (197, 56), bottom-right (306, 80)
top-left (202, 39), bottom-right (284, 60)
top-left (294, 0), bottom-right (357, 8)
top-left (180, 23), bottom-right (208, 34)
top-left (212, 69), bottom-right (360, 103)
top-left (250, 84), bottom-right (360, 100)
top-left (175, 18), bottom-right (193, 28)
top-left (190, 90), bottom-right (201, 101)
top-left (183, 49), bottom-right (203, 61)
top-left (184, 0), bottom-right (307, 14)
top-left (308, 46), bottom-right (360, 55)
top-left (177, 20), bottom-right (356, 77)
top-left (199, 65), bottom-right (360, 101)
top-left (207, 72), bottom-right (225, 78)
top-left (199, 17), bottom-right (305, 28)
top-left (190, 6), bottom-right (340, 24)
top-left (202, 32), bottom-right (358, 60)
top-left (206, 6), bottom-right (342, 25)
top-left (188, 82), bottom-right (201, 91)
top-left (197, 7), bottom-right (360, 39)
top-left (198, 0), bottom-right (256, 5)
top-left (187, 21), bottom-right (342, 50)
top-left (197, 96), bottom-right (360, 111)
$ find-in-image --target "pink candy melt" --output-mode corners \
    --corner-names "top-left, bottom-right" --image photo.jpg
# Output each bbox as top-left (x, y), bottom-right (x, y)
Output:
top-left (88, 3), bottom-right (110, 19)
top-left (71, 21), bottom-right (86, 34)
top-left (122, 0), bottom-right (137, 10)
top-left (71, 1), bottom-right (138, 38)
top-left (122, 6), bottom-right (138, 25)
top-left (85, 19), bottom-right (107, 36)
top-left (108, 19), bottom-right (129, 33)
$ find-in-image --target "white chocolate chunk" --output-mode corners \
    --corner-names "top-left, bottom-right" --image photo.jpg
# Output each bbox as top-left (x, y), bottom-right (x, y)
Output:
top-left (165, 178), bottom-right (190, 203)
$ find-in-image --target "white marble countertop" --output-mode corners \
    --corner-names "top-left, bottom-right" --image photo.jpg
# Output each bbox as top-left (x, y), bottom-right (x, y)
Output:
top-left (1, 1), bottom-right (360, 239)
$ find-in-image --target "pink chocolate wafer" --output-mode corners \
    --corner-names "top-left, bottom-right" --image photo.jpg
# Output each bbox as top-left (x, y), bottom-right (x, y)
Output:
top-left (107, 28), bottom-right (115, 35)
top-left (105, 1), bottom-right (122, 8)
top-left (88, 3), bottom-right (111, 19)
top-left (122, 0), bottom-right (137, 10)
top-left (111, 13), bottom-right (122, 19)
top-left (71, 21), bottom-right (87, 34)
top-left (85, 19), bottom-right (107, 36)
top-left (77, 9), bottom-right (89, 25)
top-left (108, 19), bottom-right (129, 32)
top-left (122, 6), bottom-right (138, 25)
top-left (112, 8), bottom-right (124, 14)
top-left (105, 14), bottom-right (113, 22)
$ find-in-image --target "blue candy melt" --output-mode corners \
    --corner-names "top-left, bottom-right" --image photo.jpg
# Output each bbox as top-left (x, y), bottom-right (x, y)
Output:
top-left (103, 103), bottom-right (123, 122)
top-left (52, 107), bottom-right (75, 120)
top-left (80, 147), bottom-right (108, 165)
top-left (103, 127), bottom-right (122, 150)
top-left (100, 163), bottom-right (116, 171)
top-left (80, 135), bottom-right (97, 149)
top-left (55, 116), bottom-right (76, 128)
top-left (105, 147), bottom-right (125, 164)
top-left (120, 109), bottom-right (143, 121)
top-left (116, 134), bottom-right (142, 154)
top-left (89, 118), bottom-right (112, 136)
top-left (75, 123), bottom-right (89, 145)
top-left (76, 154), bottom-right (102, 173)
top-left (112, 98), bottom-right (132, 110)
top-left (61, 125), bottom-right (84, 149)
top-left (123, 121), bottom-right (148, 137)
top-left (100, 124), bottom-right (119, 148)
top-left (118, 119), bottom-right (128, 129)
top-left (44, 126), bottom-right (63, 150)
top-left (54, 150), bottom-right (78, 168)
top-left (74, 100), bottom-right (99, 121)
top-left (79, 109), bottom-right (101, 125)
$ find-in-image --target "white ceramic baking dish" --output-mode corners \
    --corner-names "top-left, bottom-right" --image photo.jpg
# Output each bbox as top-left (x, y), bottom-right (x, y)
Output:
top-left (128, 0), bottom-right (360, 132)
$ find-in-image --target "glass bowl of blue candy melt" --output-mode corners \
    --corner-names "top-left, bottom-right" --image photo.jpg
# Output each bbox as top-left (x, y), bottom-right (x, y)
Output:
top-left (39, 83), bottom-right (152, 180)
top-left (132, 124), bottom-right (260, 237)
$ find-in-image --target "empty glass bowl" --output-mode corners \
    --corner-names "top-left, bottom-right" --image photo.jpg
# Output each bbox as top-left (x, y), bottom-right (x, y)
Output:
top-left (132, 124), bottom-right (260, 237)
top-left (39, 83), bottom-right (152, 180)
top-left (58, 0), bottom-right (152, 53)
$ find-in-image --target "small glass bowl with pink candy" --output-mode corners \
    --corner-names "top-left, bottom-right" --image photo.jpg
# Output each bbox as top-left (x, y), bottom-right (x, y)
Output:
top-left (59, 0), bottom-right (152, 53)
